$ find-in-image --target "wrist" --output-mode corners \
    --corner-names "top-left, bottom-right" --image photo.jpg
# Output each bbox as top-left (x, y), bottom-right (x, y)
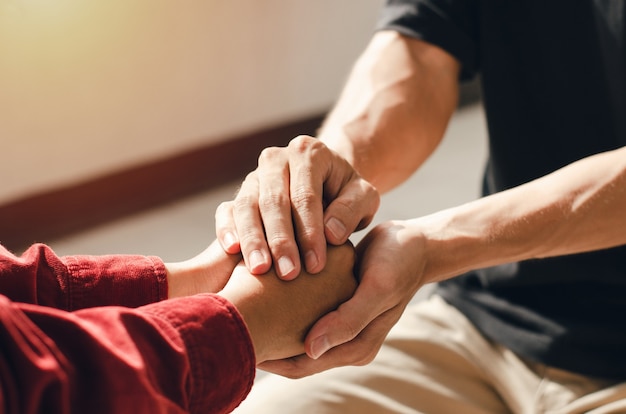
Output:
top-left (406, 207), bottom-right (491, 284)
top-left (164, 260), bottom-right (205, 299)
top-left (411, 195), bottom-right (528, 284)
top-left (217, 281), bottom-right (271, 363)
top-left (166, 241), bottom-right (242, 298)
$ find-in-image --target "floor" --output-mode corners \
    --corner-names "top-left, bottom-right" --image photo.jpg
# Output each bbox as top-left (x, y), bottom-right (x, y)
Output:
top-left (48, 102), bottom-right (488, 300)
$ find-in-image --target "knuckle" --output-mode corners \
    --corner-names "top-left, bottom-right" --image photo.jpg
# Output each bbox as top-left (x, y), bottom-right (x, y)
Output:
top-left (266, 234), bottom-right (292, 251)
top-left (232, 193), bottom-right (258, 212)
top-left (233, 172), bottom-right (258, 198)
top-left (297, 226), bottom-right (319, 245)
top-left (356, 178), bottom-right (381, 205)
top-left (288, 135), bottom-right (316, 151)
top-left (240, 170), bottom-right (258, 187)
top-left (259, 190), bottom-right (289, 210)
top-left (331, 197), bottom-right (358, 217)
top-left (361, 176), bottom-right (379, 193)
top-left (365, 182), bottom-right (381, 206)
top-left (258, 146), bottom-right (284, 166)
top-left (290, 185), bottom-right (317, 208)
top-left (338, 180), bottom-right (380, 231)
top-left (329, 200), bottom-right (364, 233)
top-left (215, 201), bottom-right (233, 216)
top-left (237, 230), bottom-right (263, 249)
top-left (288, 135), bottom-right (328, 158)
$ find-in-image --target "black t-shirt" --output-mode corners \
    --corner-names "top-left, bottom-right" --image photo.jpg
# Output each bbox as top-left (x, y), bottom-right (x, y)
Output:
top-left (377, 0), bottom-right (626, 379)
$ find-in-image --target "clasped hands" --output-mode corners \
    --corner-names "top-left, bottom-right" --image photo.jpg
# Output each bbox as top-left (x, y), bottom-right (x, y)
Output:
top-left (212, 136), bottom-right (428, 378)
top-left (165, 239), bottom-right (358, 367)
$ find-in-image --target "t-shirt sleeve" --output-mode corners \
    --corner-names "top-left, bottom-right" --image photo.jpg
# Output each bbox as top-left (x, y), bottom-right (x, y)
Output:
top-left (376, 0), bottom-right (480, 81)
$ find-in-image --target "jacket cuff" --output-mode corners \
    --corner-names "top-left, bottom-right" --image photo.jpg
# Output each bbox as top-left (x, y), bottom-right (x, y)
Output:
top-left (142, 294), bottom-right (256, 413)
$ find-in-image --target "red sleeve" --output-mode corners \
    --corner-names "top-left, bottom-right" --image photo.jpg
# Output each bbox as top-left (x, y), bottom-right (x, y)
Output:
top-left (0, 244), bottom-right (167, 310)
top-left (0, 293), bottom-right (256, 414)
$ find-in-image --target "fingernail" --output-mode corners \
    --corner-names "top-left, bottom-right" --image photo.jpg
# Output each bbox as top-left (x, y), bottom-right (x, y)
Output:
top-left (309, 335), bottom-right (331, 360)
top-left (305, 250), bottom-right (318, 272)
top-left (277, 256), bottom-right (295, 278)
top-left (223, 232), bottom-right (237, 249)
top-left (325, 217), bottom-right (347, 241)
top-left (249, 250), bottom-right (265, 271)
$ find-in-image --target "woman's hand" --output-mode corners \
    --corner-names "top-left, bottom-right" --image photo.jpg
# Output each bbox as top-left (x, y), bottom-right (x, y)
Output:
top-left (218, 243), bottom-right (358, 364)
top-left (165, 240), bottom-right (242, 298)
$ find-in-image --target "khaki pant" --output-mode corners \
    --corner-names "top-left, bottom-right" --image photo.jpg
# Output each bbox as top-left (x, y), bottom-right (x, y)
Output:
top-left (234, 295), bottom-right (626, 414)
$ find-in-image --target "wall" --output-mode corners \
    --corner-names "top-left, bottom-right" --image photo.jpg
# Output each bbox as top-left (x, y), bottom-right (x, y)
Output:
top-left (0, 0), bottom-right (385, 204)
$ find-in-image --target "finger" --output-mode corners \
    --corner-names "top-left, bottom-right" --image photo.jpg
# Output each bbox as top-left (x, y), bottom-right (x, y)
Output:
top-left (258, 346), bottom-right (353, 379)
top-left (232, 172), bottom-right (272, 275)
top-left (323, 176), bottom-right (380, 245)
top-left (256, 147), bottom-right (301, 280)
top-left (215, 201), bottom-right (241, 254)
top-left (288, 136), bottom-right (330, 274)
top-left (259, 309), bottom-right (399, 379)
top-left (303, 278), bottom-right (394, 360)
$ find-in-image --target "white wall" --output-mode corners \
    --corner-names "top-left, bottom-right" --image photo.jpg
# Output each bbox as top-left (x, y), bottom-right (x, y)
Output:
top-left (0, 0), bottom-right (385, 204)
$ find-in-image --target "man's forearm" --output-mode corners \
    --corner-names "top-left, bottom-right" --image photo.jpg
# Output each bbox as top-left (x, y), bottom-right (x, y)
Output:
top-left (318, 31), bottom-right (460, 193)
top-left (413, 146), bottom-right (626, 284)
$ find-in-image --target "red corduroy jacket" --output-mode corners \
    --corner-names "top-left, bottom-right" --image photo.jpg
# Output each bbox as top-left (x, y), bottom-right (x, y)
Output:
top-left (0, 244), bottom-right (255, 414)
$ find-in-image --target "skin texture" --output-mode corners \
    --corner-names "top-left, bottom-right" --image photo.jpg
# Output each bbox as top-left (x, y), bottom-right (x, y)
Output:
top-left (218, 243), bottom-right (357, 364)
top-left (216, 30), bottom-right (626, 378)
top-left (166, 239), bottom-right (242, 299)
top-left (216, 138), bottom-right (379, 280)
top-left (166, 240), bottom-right (358, 364)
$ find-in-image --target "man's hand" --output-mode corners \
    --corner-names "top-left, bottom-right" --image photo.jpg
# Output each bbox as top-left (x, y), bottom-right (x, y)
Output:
top-left (215, 135), bottom-right (379, 280)
top-left (257, 146), bottom-right (626, 377)
top-left (218, 243), bottom-right (358, 364)
top-left (258, 220), bottom-right (427, 378)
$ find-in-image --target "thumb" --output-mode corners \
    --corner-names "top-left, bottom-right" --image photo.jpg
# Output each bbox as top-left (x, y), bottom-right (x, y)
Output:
top-left (304, 286), bottom-right (386, 360)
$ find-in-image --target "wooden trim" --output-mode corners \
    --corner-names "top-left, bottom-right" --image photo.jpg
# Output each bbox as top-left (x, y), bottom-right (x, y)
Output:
top-left (0, 114), bottom-right (326, 253)
top-left (0, 79), bottom-right (481, 253)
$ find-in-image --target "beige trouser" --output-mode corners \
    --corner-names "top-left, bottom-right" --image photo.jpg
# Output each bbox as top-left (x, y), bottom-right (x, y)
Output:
top-left (234, 295), bottom-right (626, 414)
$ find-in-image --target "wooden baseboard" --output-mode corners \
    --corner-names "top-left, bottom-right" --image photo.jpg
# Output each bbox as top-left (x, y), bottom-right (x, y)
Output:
top-left (0, 114), bottom-right (326, 253)
top-left (1, 79), bottom-right (482, 253)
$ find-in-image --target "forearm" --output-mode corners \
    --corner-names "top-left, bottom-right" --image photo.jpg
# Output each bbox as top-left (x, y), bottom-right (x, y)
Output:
top-left (413, 146), bottom-right (626, 283)
top-left (318, 31), bottom-right (460, 193)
